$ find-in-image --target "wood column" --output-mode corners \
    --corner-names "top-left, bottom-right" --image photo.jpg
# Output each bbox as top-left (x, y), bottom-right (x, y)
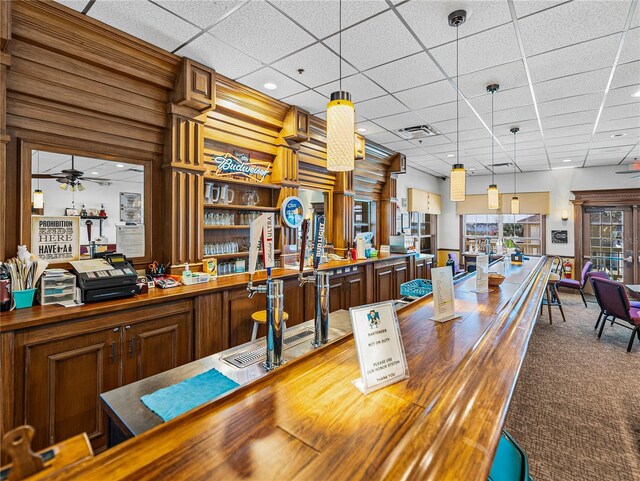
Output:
top-left (164, 59), bottom-right (215, 264)
top-left (333, 171), bottom-right (354, 256)
top-left (380, 176), bottom-right (397, 244)
top-left (0, 0), bottom-right (10, 259)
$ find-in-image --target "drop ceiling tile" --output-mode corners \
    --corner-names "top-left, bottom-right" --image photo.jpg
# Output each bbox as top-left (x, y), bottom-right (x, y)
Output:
top-left (236, 67), bottom-right (307, 98)
top-left (527, 33), bottom-right (621, 83)
top-left (415, 135), bottom-right (453, 148)
top-left (431, 115), bottom-right (483, 135)
top-left (458, 61), bottom-right (529, 99)
top-left (512, 0), bottom-right (565, 18)
top-left (520, 164), bottom-right (550, 172)
top-left (323, 10), bottom-right (422, 71)
top-left (542, 110), bottom-right (598, 130)
top-left (538, 92), bottom-right (604, 118)
top-left (547, 142), bottom-right (590, 154)
top-left (597, 117), bottom-right (640, 134)
top-left (545, 134), bottom-right (593, 148)
top-left (314, 74), bottom-right (387, 103)
top-left (355, 121), bottom-right (387, 136)
top-left (56, 0), bottom-right (90, 12)
top-left (89, 0), bottom-right (201, 51)
top-left (211, 1), bottom-right (314, 63)
top-left (414, 102), bottom-right (459, 124)
top-left (518, 0), bottom-right (630, 57)
top-left (461, 127), bottom-right (494, 142)
top-left (468, 86), bottom-right (534, 115)
top-left (355, 95), bottom-right (408, 119)
top-left (606, 85), bottom-right (640, 108)
top-left (384, 139), bottom-right (422, 151)
top-left (601, 103), bottom-right (640, 121)
top-left (176, 32), bottom-right (263, 79)
top-left (365, 52), bottom-right (444, 93)
top-left (396, 0), bottom-right (512, 49)
top-left (394, 80), bottom-right (456, 110)
top-left (269, 0), bottom-right (389, 39)
top-left (373, 111), bottom-right (426, 131)
top-left (153, 0), bottom-right (242, 29)
top-left (585, 157), bottom-right (625, 166)
top-left (280, 89), bottom-right (329, 113)
top-left (363, 130), bottom-right (405, 144)
top-left (534, 69), bottom-right (610, 103)
top-left (429, 24), bottom-right (522, 77)
top-left (496, 120), bottom-right (540, 139)
top-left (619, 27), bottom-right (640, 64)
top-left (545, 124), bottom-right (594, 138)
top-left (611, 61), bottom-right (640, 89)
top-left (592, 127), bottom-right (639, 143)
top-left (482, 105), bottom-right (538, 128)
top-left (548, 150), bottom-right (588, 161)
top-left (315, 111), bottom-right (326, 120)
top-left (271, 43), bottom-right (357, 88)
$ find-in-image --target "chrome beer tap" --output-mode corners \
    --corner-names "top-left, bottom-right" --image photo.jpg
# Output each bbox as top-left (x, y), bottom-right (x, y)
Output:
top-left (246, 213), bottom-right (285, 371)
top-left (298, 216), bottom-right (330, 347)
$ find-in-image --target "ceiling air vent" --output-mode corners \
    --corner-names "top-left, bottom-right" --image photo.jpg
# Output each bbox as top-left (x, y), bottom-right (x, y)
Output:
top-left (397, 124), bottom-right (441, 140)
top-left (493, 162), bottom-right (513, 168)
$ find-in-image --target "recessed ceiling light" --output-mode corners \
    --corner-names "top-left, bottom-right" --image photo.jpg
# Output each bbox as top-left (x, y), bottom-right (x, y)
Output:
top-left (552, 166), bottom-right (576, 170)
top-left (356, 128), bottom-right (367, 133)
top-left (562, 159), bottom-right (572, 163)
top-left (610, 133), bottom-right (627, 138)
top-left (91, 171), bottom-right (99, 175)
top-left (116, 163), bottom-right (125, 168)
top-left (447, 154), bottom-right (455, 158)
top-left (263, 82), bottom-right (278, 90)
top-left (632, 89), bottom-right (640, 98)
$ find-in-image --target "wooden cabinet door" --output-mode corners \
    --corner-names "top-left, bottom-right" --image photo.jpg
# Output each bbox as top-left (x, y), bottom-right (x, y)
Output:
top-left (227, 287), bottom-right (265, 347)
top-left (344, 273), bottom-right (365, 309)
top-left (329, 277), bottom-right (344, 313)
top-left (23, 328), bottom-right (120, 451)
top-left (283, 278), bottom-right (305, 328)
top-left (415, 259), bottom-right (426, 280)
top-left (394, 263), bottom-right (409, 299)
top-left (123, 312), bottom-right (192, 385)
top-left (375, 266), bottom-right (394, 302)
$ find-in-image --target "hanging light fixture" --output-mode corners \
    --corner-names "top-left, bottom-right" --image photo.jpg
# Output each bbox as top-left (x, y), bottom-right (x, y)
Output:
top-left (487, 83), bottom-right (500, 210)
top-left (326, 0), bottom-right (355, 172)
top-left (449, 10), bottom-right (467, 202)
top-left (33, 151), bottom-right (44, 209)
top-left (510, 127), bottom-right (520, 214)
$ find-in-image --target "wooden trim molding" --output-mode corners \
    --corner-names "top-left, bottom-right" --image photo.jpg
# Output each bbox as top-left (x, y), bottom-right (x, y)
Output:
top-left (572, 188), bottom-right (640, 204)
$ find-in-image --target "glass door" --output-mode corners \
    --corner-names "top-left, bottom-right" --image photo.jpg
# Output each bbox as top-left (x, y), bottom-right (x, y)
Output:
top-left (584, 206), bottom-right (636, 283)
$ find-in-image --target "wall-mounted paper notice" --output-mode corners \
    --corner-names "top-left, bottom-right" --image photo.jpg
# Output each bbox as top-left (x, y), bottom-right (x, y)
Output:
top-left (350, 301), bottom-right (409, 395)
top-left (116, 224), bottom-right (144, 258)
top-left (430, 266), bottom-right (459, 322)
top-left (474, 255), bottom-right (490, 293)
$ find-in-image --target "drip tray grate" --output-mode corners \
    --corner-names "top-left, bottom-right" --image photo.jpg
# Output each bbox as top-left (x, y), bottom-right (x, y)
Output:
top-left (222, 328), bottom-right (316, 368)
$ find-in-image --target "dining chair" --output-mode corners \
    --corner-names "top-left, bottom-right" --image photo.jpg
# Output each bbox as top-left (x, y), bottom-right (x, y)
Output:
top-left (591, 277), bottom-right (640, 352)
top-left (447, 253), bottom-right (464, 275)
top-left (587, 271), bottom-right (611, 330)
top-left (558, 261), bottom-right (592, 307)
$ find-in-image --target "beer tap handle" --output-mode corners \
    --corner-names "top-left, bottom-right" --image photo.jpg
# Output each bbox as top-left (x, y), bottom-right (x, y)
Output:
top-left (299, 219), bottom-right (309, 274)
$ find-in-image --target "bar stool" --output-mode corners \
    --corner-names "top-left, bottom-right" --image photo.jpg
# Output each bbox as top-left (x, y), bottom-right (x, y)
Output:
top-left (540, 272), bottom-right (566, 324)
top-left (251, 310), bottom-right (288, 341)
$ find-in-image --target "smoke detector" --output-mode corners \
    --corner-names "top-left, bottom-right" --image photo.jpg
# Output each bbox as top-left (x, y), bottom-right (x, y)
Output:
top-left (397, 124), bottom-right (441, 140)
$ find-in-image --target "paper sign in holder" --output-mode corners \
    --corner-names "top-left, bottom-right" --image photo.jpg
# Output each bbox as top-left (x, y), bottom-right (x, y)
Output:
top-left (429, 266), bottom-right (462, 323)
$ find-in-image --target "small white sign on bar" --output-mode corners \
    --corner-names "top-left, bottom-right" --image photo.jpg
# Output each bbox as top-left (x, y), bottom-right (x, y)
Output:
top-left (473, 254), bottom-right (490, 293)
top-left (430, 266), bottom-right (461, 322)
top-left (350, 301), bottom-right (409, 395)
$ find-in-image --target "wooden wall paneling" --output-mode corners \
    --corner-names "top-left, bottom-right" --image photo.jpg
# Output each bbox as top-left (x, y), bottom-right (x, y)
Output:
top-left (172, 58), bottom-right (215, 113)
top-left (333, 171), bottom-right (354, 256)
top-left (0, 332), bottom-right (15, 461)
top-left (0, 0), bottom-right (9, 260)
top-left (166, 168), bottom-right (203, 264)
top-left (194, 292), bottom-right (225, 357)
top-left (380, 176), bottom-right (397, 244)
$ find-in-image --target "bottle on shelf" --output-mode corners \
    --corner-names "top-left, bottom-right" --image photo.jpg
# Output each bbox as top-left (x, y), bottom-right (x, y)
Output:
top-left (80, 203), bottom-right (87, 217)
top-left (99, 204), bottom-right (107, 218)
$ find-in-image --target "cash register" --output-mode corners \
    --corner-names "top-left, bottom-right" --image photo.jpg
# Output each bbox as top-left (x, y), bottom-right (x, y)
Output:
top-left (73, 253), bottom-right (138, 303)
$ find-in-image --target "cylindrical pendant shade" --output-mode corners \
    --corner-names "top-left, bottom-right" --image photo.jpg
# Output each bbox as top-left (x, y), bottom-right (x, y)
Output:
top-left (511, 196), bottom-right (520, 214)
top-left (450, 163), bottom-right (466, 201)
top-left (326, 91), bottom-right (355, 172)
top-left (33, 189), bottom-right (44, 209)
top-left (487, 184), bottom-right (499, 210)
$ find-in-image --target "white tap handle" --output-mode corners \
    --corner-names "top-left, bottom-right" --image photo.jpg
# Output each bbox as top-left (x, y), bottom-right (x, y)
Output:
top-left (262, 213), bottom-right (275, 269)
top-left (248, 215), bottom-right (264, 276)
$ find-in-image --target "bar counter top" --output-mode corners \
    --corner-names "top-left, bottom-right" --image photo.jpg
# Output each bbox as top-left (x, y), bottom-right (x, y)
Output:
top-left (45, 256), bottom-right (553, 481)
top-left (0, 254), bottom-right (413, 332)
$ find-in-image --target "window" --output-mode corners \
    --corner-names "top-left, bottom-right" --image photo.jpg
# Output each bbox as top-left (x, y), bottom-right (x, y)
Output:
top-left (463, 214), bottom-right (543, 255)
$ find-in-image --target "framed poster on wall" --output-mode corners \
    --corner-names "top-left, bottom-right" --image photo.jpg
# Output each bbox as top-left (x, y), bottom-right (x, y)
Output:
top-left (31, 216), bottom-right (80, 262)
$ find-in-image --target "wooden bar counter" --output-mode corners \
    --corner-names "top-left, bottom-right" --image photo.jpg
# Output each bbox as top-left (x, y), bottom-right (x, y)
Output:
top-left (37, 256), bottom-right (553, 481)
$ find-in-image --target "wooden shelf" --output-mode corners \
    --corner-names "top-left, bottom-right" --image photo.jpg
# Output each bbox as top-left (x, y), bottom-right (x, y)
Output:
top-left (203, 250), bottom-right (281, 260)
top-left (203, 175), bottom-right (282, 190)
top-left (204, 225), bottom-right (282, 230)
top-left (80, 216), bottom-right (108, 220)
top-left (204, 204), bottom-right (279, 212)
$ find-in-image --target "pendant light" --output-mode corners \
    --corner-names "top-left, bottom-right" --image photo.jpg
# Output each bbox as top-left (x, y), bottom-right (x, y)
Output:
top-left (326, 0), bottom-right (355, 172)
top-left (33, 151), bottom-right (44, 209)
top-left (510, 127), bottom-right (520, 214)
top-left (487, 83), bottom-right (500, 210)
top-left (449, 10), bottom-right (466, 202)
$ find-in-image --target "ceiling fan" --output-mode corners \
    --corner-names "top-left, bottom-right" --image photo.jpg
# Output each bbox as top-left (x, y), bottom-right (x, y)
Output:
top-left (615, 159), bottom-right (640, 179)
top-left (32, 155), bottom-right (117, 191)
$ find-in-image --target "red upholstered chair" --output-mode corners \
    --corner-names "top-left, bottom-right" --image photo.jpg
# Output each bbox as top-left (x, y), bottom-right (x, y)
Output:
top-left (558, 261), bottom-right (592, 307)
top-left (591, 277), bottom-right (640, 352)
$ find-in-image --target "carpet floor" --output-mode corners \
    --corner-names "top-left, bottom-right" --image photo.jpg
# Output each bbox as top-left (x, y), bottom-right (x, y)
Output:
top-left (505, 290), bottom-right (640, 481)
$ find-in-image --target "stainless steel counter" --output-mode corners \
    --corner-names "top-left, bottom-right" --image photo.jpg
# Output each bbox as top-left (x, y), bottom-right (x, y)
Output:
top-left (101, 310), bottom-right (353, 439)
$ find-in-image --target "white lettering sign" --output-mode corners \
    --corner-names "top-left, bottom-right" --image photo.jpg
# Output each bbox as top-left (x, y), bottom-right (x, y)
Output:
top-left (350, 302), bottom-right (409, 394)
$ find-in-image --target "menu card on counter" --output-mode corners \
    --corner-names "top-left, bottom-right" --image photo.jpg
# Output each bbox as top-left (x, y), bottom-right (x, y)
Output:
top-left (473, 255), bottom-right (490, 293)
top-left (350, 301), bottom-right (409, 395)
top-left (429, 266), bottom-right (460, 322)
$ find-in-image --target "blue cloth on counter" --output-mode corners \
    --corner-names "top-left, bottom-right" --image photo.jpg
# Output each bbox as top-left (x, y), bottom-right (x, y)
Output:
top-left (140, 368), bottom-right (240, 422)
